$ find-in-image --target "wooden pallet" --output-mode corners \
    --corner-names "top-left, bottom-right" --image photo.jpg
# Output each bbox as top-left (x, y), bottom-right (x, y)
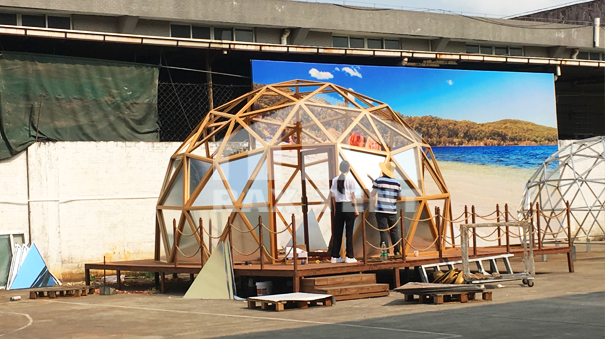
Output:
top-left (247, 293), bottom-right (333, 312)
top-left (403, 291), bottom-right (492, 305)
top-left (301, 273), bottom-right (389, 301)
top-left (29, 286), bottom-right (96, 299)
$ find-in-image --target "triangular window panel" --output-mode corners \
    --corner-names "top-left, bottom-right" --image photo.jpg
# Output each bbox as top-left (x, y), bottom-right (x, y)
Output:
top-left (299, 110), bottom-right (332, 144)
top-left (161, 157), bottom-right (181, 192)
top-left (192, 169), bottom-right (232, 207)
top-left (242, 159), bottom-right (268, 204)
top-left (252, 91), bottom-right (296, 113)
top-left (342, 116), bottom-right (385, 151)
top-left (176, 217), bottom-right (201, 263)
top-left (305, 104), bottom-right (349, 142)
top-left (161, 209), bottom-right (182, 251)
top-left (287, 209), bottom-right (328, 251)
top-left (341, 149), bottom-right (385, 191)
top-left (231, 209), bottom-right (267, 263)
top-left (183, 240), bottom-right (235, 299)
top-left (219, 124), bottom-right (252, 159)
top-left (394, 167), bottom-right (421, 197)
top-left (307, 86), bottom-right (355, 108)
top-left (372, 116), bottom-right (415, 151)
top-left (8, 244), bottom-right (59, 290)
top-left (408, 204), bottom-right (438, 253)
top-left (423, 164), bottom-right (444, 196)
top-left (392, 148), bottom-right (421, 189)
top-left (220, 153), bottom-right (264, 202)
top-left (190, 158), bottom-right (211, 196)
top-left (190, 209), bottom-right (233, 253)
top-left (162, 165), bottom-right (184, 207)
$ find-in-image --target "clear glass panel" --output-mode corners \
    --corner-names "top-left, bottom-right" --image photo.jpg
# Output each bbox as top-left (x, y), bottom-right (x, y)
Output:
top-left (305, 104), bottom-right (349, 141)
top-left (289, 208), bottom-right (329, 251)
top-left (271, 150), bottom-right (300, 204)
top-left (308, 87), bottom-right (356, 109)
top-left (162, 165), bottom-right (184, 206)
top-left (176, 218), bottom-right (201, 263)
top-left (372, 116), bottom-right (412, 151)
top-left (341, 149), bottom-right (385, 192)
top-left (300, 111), bottom-right (331, 144)
top-left (192, 169), bottom-right (232, 207)
top-left (231, 208), bottom-right (268, 262)
top-left (161, 209), bottom-right (182, 250)
top-left (342, 116), bottom-right (384, 151)
top-left (408, 205), bottom-right (437, 253)
top-left (189, 159), bottom-right (211, 196)
top-left (423, 167), bottom-right (443, 196)
top-left (220, 153), bottom-right (263, 201)
top-left (393, 167), bottom-right (421, 197)
top-left (220, 124), bottom-right (251, 158)
top-left (242, 159), bottom-right (268, 204)
top-left (0, 235), bottom-right (11, 287)
top-left (302, 151), bottom-right (332, 203)
top-left (190, 209), bottom-right (232, 257)
top-left (392, 148), bottom-right (421, 189)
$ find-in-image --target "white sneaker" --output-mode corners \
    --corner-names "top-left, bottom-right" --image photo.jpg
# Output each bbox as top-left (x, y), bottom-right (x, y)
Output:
top-left (330, 257), bottom-right (345, 263)
top-left (344, 257), bottom-right (358, 263)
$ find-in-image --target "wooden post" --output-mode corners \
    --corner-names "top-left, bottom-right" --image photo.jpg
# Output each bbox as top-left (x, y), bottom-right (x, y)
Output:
top-left (173, 219), bottom-right (178, 267)
top-left (471, 205), bottom-right (477, 257)
top-left (436, 206), bottom-right (442, 260)
top-left (209, 219), bottom-right (213, 254)
top-left (566, 201), bottom-right (575, 272)
top-left (505, 204), bottom-right (511, 253)
top-left (536, 202), bottom-right (542, 251)
top-left (496, 204), bottom-right (501, 247)
top-left (292, 214), bottom-right (299, 292)
top-left (259, 215), bottom-right (264, 270)
top-left (154, 218), bottom-right (161, 261)
top-left (400, 208), bottom-right (406, 263)
top-left (362, 212), bottom-right (368, 264)
top-left (199, 218), bottom-right (206, 267)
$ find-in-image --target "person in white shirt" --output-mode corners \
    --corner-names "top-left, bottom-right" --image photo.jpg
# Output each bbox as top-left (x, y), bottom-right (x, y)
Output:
top-left (329, 161), bottom-right (359, 264)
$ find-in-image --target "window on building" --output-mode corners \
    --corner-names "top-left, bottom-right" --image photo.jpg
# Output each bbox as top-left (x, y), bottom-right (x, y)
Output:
top-left (170, 24), bottom-right (190, 38)
top-left (509, 47), bottom-right (523, 56)
top-left (589, 52), bottom-right (602, 60)
top-left (47, 16), bottom-right (70, 29)
top-left (466, 45), bottom-right (480, 53)
top-left (214, 27), bottom-right (232, 40)
top-left (480, 46), bottom-right (492, 54)
top-left (192, 26), bottom-right (211, 39)
top-left (333, 36), bottom-right (348, 48)
top-left (494, 47), bottom-right (508, 55)
top-left (0, 13), bottom-right (17, 25)
top-left (367, 38), bottom-right (382, 49)
top-left (22, 14), bottom-right (45, 27)
top-left (384, 39), bottom-right (399, 49)
top-left (349, 37), bottom-right (364, 48)
top-left (235, 29), bottom-right (254, 42)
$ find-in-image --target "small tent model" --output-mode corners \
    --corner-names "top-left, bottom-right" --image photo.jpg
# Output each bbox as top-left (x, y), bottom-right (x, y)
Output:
top-left (520, 136), bottom-right (605, 242)
top-left (155, 80), bottom-right (452, 265)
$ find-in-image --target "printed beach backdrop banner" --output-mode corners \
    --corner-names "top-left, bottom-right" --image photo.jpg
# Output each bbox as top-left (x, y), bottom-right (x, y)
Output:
top-left (251, 60), bottom-right (558, 217)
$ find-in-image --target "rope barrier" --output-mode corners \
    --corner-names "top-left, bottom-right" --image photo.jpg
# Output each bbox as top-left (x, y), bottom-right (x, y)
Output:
top-left (366, 238), bottom-right (403, 250)
top-left (260, 222), bottom-right (293, 234)
top-left (199, 226), bottom-right (223, 239)
top-left (231, 245), bottom-right (260, 256)
top-left (230, 223), bottom-right (259, 234)
top-left (472, 210), bottom-right (498, 219)
top-left (402, 236), bottom-right (439, 252)
top-left (365, 218), bottom-right (401, 232)
top-left (537, 209), bottom-right (568, 219)
top-left (475, 231), bottom-right (508, 242)
top-left (174, 244), bottom-right (202, 258)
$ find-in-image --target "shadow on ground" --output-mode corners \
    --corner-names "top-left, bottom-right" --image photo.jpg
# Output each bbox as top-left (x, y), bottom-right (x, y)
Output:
top-left (215, 292), bottom-right (605, 339)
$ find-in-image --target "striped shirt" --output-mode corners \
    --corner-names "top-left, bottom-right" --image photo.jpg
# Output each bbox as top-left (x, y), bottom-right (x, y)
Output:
top-left (373, 176), bottom-right (401, 214)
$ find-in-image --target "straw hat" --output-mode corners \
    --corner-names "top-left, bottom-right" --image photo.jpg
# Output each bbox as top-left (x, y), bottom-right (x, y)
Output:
top-left (379, 161), bottom-right (396, 179)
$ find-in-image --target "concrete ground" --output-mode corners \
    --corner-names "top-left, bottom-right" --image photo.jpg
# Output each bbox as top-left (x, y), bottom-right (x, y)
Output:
top-left (1, 246), bottom-right (603, 339)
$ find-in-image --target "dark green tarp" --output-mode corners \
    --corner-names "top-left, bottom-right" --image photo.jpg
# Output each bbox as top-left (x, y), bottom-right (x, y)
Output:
top-left (0, 52), bottom-right (159, 159)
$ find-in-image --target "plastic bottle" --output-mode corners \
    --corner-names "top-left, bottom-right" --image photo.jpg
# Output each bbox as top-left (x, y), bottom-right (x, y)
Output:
top-left (381, 242), bottom-right (388, 262)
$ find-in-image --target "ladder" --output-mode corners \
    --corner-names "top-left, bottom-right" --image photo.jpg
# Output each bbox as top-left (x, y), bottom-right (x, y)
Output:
top-left (419, 254), bottom-right (514, 283)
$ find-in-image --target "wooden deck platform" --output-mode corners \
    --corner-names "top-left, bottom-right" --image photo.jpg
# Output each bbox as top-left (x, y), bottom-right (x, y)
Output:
top-left (85, 244), bottom-right (573, 293)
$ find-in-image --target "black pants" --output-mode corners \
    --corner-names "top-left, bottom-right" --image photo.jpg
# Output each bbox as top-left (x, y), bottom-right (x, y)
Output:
top-left (332, 202), bottom-right (356, 258)
top-left (376, 212), bottom-right (402, 254)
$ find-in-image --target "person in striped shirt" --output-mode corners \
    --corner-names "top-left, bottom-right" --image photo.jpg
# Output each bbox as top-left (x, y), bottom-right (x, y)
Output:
top-left (371, 161), bottom-right (402, 255)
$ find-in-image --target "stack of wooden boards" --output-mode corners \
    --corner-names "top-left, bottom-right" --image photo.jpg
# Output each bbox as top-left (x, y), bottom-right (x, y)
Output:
top-left (300, 273), bottom-right (389, 301)
top-left (394, 282), bottom-right (492, 305)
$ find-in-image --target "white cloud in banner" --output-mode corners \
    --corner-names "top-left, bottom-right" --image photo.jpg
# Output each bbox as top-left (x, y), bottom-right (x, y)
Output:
top-left (347, 88), bottom-right (356, 102)
top-left (309, 68), bottom-right (334, 80)
top-left (341, 66), bottom-right (362, 78)
top-left (447, 79), bottom-right (454, 85)
top-left (335, 67), bottom-right (340, 71)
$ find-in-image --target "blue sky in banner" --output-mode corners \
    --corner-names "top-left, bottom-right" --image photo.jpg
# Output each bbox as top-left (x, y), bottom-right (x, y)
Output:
top-left (251, 60), bottom-right (557, 128)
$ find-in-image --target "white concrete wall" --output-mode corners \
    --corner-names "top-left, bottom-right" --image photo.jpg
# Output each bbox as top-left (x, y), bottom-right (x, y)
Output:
top-left (0, 141), bottom-right (180, 280)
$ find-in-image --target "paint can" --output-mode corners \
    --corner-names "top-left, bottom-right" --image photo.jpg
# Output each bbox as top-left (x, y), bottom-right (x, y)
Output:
top-left (255, 281), bottom-right (273, 296)
top-left (10, 296), bottom-right (21, 301)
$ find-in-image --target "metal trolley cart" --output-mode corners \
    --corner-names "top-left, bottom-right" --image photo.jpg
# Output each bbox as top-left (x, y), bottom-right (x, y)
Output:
top-left (461, 221), bottom-right (535, 287)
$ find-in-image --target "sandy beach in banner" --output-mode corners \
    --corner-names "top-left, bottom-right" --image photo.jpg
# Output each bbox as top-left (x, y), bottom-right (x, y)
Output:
top-left (437, 161), bottom-right (536, 221)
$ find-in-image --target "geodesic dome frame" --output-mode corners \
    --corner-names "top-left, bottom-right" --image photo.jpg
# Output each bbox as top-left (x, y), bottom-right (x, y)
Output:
top-left (155, 80), bottom-right (452, 264)
top-left (520, 136), bottom-right (605, 242)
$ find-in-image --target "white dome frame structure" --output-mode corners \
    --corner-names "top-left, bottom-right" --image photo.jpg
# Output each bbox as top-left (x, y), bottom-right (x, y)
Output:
top-left (520, 136), bottom-right (605, 242)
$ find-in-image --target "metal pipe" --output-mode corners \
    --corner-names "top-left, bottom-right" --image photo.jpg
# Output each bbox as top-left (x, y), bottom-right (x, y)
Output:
top-left (281, 28), bottom-right (291, 45)
top-left (595, 17), bottom-right (601, 47)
